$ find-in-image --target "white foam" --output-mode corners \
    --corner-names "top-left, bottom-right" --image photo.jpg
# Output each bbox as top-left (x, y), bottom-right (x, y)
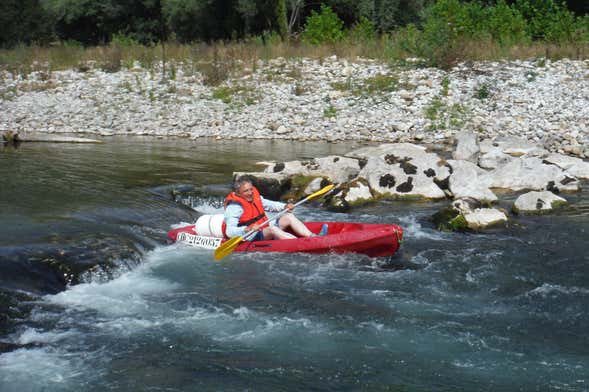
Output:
top-left (192, 201), bottom-right (224, 214)
top-left (44, 247), bottom-right (180, 317)
top-left (0, 348), bottom-right (86, 389)
top-left (528, 283), bottom-right (589, 297)
top-left (15, 328), bottom-right (75, 345)
top-left (397, 214), bottom-right (449, 241)
top-left (170, 220), bottom-right (193, 229)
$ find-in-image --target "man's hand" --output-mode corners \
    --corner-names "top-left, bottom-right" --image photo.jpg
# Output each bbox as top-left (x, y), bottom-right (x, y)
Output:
top-left (247, 223), bottom-right (261, 232)
top-left (286, 203), bottom-right (295, 212)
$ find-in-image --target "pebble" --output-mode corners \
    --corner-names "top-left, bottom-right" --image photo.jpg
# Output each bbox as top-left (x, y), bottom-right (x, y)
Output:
top-left (1, 57), bottom-right (588, 156)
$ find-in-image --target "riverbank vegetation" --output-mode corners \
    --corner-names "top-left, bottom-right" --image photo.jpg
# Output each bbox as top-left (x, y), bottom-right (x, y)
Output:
top-left (1, 0), bottom-right (588, 77)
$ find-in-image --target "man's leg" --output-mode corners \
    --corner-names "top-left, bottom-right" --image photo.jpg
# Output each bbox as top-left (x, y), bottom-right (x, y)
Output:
top-left (278, 214), bottom-right (314, 238)
top-left (262, 226), bottom-right (297, 240)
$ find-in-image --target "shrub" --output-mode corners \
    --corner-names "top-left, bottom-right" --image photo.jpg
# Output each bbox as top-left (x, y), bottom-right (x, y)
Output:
top-left (513, 0), bottom-right (581, 42)
top-left (302, 5), bottom-right (345, 45)
top-left (111, 33), bottom-right (140, 47)
top-left (323, 105), bottom-right (337, 118)
top-left (484, 0), bottom-right (530, 45)
top-left (349, 16), bottom-right (376, 43)
top-left (475, 83), bottom-right (490, 99)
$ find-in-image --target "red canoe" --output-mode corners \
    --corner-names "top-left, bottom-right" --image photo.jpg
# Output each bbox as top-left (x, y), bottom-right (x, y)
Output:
top-left (168, 221), bottom-right (403, 258)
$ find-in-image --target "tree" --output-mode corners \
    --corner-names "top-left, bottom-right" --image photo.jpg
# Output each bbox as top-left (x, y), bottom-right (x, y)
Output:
top-left (0, 0), bottom-right (54, 47)
top-left (41, 0), bottom-right (164, 45)
top-left (276, 0), bottom-right (288, 39)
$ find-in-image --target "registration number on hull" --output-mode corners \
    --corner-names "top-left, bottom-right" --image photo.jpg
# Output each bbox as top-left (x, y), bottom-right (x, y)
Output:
top-left (177, 232), bottom-right (222, 249)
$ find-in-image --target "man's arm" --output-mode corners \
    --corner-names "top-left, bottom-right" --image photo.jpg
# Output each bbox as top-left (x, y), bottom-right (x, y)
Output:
top-left (261, 197), bottom-right (286, 212)
top-left (224, 203), bottom-right (247, 238)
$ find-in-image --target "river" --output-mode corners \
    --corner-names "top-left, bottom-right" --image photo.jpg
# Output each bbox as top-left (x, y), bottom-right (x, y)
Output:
top-left (0, 137), bottom-right (588, 392)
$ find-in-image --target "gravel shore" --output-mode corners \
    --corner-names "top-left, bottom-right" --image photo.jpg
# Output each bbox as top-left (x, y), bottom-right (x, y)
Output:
top-left (1, 56), bottom-right (588, 156)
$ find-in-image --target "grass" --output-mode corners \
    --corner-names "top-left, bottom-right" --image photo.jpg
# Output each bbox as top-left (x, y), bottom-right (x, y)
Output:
top-left (323, 105), bottom-right (337, 118)
top-left (475, 83), bottom-right (490, 99)
top-left (211, 84), bottom-right (260, 106)
top-left (331, 73), bottom-right (408, 100)
top-left (425, 95), bottom-right (469, 131)
top-left (1, 37), bottom-right (587, 80)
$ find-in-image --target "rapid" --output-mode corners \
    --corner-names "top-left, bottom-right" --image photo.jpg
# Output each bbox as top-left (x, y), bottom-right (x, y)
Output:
top-left (0, 138), bottom-right (587, 391)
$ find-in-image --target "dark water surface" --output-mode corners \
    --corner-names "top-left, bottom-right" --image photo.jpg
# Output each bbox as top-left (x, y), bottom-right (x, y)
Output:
top-left (0, 138), bottom-right (588, 392)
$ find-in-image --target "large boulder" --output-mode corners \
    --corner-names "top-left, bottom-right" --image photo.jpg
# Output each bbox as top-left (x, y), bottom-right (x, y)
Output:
top-left (478, 147), bottom-right (514, 169)
top-left (512, 191), bottom-right (567, 214)
top-left (263, 155), bottom-right (362, 184)
top-left (447, 160), bottom-right (497, 202)
top-left (452, 131), bottom-right (480, 163)
top-left (233, 172), bottom-right (291, 200)
top-left (484, 157), bottom-right (579, 192)
top-left (542, 153), bottom-right (589, 180)
top-left (478, 137), bottom-right (546, 169)
top-left (480, 136), bottom-right (546, 157)
top-left (324, 178), bottom-right (374, 212)
top-left (348, 143), bottom-right (449, 200)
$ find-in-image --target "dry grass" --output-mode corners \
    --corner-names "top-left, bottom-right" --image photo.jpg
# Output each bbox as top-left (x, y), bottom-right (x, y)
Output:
top-left (0, 39), bottom-right (587, 80)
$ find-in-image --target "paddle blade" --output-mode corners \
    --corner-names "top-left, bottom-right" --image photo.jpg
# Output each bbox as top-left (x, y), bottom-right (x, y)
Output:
top-left (214, 236), bottom-right (243, 261)
top-left (307, 184), bottom-right (335, 201)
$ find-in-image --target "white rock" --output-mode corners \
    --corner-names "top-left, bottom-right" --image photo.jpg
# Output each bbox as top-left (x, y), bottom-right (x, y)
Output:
top-left (344, 180), bottom-right (373, 203)
top-left (452, 131), bottom-right (480, 163)
top-left (464, 208), bottom-right (508, 230)
top-left (543, 153), bottom-right (589, 180)
top-left (513, 191), bottom-right (567, 213)
top-left (484, 157), bottom-right (578, 192)
top-left (447, 160), bottom-right (497, 202)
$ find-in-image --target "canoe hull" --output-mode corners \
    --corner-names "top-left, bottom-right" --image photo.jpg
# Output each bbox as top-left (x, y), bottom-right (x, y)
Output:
top-left (168, 221), bottom-right (403, 258)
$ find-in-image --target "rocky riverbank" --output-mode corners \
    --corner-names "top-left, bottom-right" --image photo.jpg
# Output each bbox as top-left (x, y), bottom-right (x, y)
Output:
top-left (1, 57), bottom-right (588, 156)
top-left (233, 133), bottom-right (589, 230)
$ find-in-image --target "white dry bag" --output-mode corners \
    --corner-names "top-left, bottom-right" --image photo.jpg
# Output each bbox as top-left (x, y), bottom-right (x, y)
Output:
top-left (195, 214), bottom-right (225, 237)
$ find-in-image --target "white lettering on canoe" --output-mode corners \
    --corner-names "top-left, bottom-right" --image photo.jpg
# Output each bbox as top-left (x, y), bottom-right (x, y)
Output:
top-left (177, 232), bottom-right (222, 249)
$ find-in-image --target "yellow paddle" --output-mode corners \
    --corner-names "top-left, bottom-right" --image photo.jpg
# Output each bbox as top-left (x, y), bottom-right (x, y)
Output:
top-left (214, 184), bottom-right (335, 261)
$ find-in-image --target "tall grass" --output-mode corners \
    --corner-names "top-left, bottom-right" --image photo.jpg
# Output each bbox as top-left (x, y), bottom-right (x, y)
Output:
top-left (0, 37), bottom-right (587, 79)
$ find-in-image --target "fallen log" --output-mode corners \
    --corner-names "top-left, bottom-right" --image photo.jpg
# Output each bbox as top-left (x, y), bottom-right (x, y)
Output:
top-left (2, 130), bottom-right (102, 144)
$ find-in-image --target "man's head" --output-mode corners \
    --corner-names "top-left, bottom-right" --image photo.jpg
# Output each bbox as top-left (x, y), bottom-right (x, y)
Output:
top-left (234, 179), bottom-right (254, 202)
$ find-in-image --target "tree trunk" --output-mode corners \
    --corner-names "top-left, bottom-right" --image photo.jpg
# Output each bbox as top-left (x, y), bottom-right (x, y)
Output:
top-left (275, 0), bottom-right (288, 41)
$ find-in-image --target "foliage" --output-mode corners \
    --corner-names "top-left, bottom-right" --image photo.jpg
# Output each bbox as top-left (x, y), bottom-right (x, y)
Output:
top-left (0, 0), bottom-right (54, 48)
top-left (475, 83), bottom-right (490, 99)
top-left (349, 16), bottom-right (376, 43)
top-left (513, 0), bottom-right (576, 41)
top-left (1, 0), bottom-right (588, 70)
top-left (483, 0), bottom-right (529, 45)
top-left (323, 105), bottom-right (337, 117)
top-left (42, 0), bottom-right (164, 45)
top-left (302, 5), bottom-right (345, 45)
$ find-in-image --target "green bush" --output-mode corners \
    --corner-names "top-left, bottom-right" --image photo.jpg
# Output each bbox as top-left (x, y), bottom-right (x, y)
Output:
top-left (484, 0), bottom-right (530, 45)
top-left (387, 24), bottom-right (423, 60)
top-left (419, 0), bottom-right (467, 67)
top-left (349, 16), bottom-right (376, 43)
top-left (513, 0), bottom-right (580, 42)
top-left (111, 33), bottom-right (140, 47)
top-left (302, 5), bottom-right (345, 45)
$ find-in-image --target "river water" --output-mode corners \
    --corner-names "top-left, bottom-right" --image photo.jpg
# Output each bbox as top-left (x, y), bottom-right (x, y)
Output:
top-left (0, 138), bottom-right (588, 392)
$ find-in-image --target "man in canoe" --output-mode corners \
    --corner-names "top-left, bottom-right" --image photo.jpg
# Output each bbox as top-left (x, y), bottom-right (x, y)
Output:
top-left (223, 179), bottom-right (326, 240)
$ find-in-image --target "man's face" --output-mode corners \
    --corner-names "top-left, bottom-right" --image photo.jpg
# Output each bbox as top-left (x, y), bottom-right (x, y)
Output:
top-left (237, 182), bottom-right (254, 202)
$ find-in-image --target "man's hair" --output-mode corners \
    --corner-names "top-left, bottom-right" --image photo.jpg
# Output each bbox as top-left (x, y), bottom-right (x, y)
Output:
top-left (233, 178), bottom-right (252, 192)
